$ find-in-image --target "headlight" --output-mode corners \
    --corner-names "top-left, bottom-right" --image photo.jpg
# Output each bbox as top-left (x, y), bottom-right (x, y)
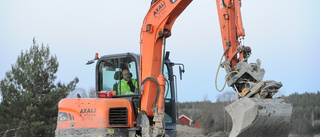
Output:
top-left (58, 112), bottom-right (69, 121)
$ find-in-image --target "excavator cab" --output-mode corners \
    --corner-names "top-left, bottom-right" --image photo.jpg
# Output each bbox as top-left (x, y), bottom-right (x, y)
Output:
top-left (97, 53), bottom-right (140, 96)
top-left (55, 52), bottom-right (180, 137)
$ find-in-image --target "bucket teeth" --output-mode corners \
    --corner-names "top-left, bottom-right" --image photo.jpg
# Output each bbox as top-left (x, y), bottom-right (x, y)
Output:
top-left (225, 98), bottom-right (292, 137)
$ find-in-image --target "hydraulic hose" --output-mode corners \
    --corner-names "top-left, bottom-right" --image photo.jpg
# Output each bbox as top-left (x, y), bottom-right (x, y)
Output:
top-left (140, 77), bottom-right (160, 109)
top-left (215, 46), bottom-right (238, 92)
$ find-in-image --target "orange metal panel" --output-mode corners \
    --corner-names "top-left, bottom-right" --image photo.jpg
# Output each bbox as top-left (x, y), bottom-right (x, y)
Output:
top-left (56, 98), bottom-right (135, 129)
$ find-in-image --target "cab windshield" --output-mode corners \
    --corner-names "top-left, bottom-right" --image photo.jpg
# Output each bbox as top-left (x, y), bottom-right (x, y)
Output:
top-left (98, 56), bottom-right (138, 96)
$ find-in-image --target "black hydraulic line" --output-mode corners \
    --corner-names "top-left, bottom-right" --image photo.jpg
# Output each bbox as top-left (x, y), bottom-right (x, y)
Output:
top-left (141, 77), bottom-right (160, 109)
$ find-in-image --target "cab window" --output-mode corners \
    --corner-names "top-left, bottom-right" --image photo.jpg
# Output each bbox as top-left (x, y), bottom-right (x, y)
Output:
top-left (98, 56), bottom-right (138, 96)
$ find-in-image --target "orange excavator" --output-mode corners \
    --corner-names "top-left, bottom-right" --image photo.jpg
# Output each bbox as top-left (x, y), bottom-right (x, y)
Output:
top-left (55, 0), bottom-right (292, 137)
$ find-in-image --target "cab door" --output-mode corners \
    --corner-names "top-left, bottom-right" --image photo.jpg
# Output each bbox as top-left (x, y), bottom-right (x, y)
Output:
top-left (163, 61), bottom-right (177, 129)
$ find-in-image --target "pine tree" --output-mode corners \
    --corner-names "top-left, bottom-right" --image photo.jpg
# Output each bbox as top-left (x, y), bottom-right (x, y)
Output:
top-left (0, 38), bottom-right (78, 137)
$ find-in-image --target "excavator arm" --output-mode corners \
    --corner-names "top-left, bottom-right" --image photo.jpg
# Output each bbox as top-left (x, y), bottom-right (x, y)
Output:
top-left (215, 0), bottom-right (293, 136)
top-left (215, 0), bottom-right (286, 100)
top-left (216, 0), bottom-right (248, 68)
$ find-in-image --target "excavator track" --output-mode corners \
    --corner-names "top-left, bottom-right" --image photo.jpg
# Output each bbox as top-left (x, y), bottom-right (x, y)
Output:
top-left (225, 97), bottom-right (292, 137)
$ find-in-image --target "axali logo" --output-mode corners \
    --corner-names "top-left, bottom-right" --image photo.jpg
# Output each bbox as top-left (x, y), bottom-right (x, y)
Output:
top-left (80, 108), bottom-right (96, 117)
top-left (153, 1), bottom-right (166, 17)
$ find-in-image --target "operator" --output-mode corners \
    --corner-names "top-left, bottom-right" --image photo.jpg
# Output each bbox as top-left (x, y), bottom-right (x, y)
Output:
top-left (118, 68), bottom-right (138, 95)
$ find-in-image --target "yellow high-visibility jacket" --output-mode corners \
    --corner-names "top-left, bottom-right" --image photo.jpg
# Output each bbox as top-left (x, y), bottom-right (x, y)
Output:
top-left (118, 79), bottom-right (138, 95)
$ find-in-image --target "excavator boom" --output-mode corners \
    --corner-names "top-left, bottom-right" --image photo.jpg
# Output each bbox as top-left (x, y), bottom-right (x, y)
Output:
top-left (140, 0), bottom-right (192, 117)
top-left (138, 0), bottom-right (192, 136)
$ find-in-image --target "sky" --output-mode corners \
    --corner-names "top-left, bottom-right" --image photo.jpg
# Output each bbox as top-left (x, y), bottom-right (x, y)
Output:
top-left (1, 0), bottom-right (320, 102)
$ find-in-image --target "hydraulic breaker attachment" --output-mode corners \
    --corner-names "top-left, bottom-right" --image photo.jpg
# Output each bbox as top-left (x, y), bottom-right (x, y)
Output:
top-left (225, 97), bottom-right (292, 137)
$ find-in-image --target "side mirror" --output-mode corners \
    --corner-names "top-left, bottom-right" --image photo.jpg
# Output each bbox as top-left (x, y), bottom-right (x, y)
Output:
top-left (86, 60), bottom-right (94, 65)
top-left (172, 62), bottom-right (185, 80)
top-left (177, 64), bottom-right (185, 80)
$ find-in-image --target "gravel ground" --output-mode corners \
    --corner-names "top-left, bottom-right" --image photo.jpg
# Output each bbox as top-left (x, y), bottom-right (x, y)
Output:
top-left (176, 124), bottom-right (204, 137)
top-left (176, 124), bottom-right (320, 137)
top-left (176, 124), bottom-right (228, 137)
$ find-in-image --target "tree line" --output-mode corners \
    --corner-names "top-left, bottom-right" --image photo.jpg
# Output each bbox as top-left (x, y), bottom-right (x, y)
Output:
top-left (287, 91), bottom-right (320, 135)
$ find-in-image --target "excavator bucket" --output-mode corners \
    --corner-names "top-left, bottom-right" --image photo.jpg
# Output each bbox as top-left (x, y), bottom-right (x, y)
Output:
top-left (225, 97), bottom-right (292, 137)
